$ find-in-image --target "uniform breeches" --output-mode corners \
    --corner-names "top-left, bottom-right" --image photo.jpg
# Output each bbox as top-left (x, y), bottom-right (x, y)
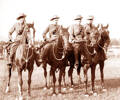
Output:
top-left (9, 41), bottom-right (20, 62)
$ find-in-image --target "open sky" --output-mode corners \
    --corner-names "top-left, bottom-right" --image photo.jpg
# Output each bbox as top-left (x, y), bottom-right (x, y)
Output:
top-left (0, 0), bottom-right (120, 41)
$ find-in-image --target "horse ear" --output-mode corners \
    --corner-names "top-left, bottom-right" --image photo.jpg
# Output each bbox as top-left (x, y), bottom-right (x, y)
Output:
top-left (101, 24), bottom-right (103, 28)
top-left (97, 24), bottom-right (99, 28)
top-left (66, 27), bottom-right (69, 30)
top-left (106, 24), bottom-right (109, 28)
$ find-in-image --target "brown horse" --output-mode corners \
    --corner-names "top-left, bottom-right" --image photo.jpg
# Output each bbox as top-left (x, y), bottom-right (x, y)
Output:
top-left (83, 24), bottom-right (110, 95)
top-left (37, 27), bottom-right (69, 94)
top-left (66, 40), bottom-right (92, 87)
top-left (5, 43), bottom-right (41, 99)
top-left (49, 28), bottom-right (92, 88)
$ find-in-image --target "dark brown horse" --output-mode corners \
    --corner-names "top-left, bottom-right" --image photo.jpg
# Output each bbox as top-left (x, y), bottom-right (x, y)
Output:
top-left (83, 24), bottom-right (110, 95)
top-left (37, 27), bottom-right (69, 94)
top-left (49, 28), bottom-right (92, 88)
top-left (5, 43), bottom-right (41, 99)
top-left (66, 40), bottom-right (92, 87)
top-left (68, 25), bottom-right (99, 86)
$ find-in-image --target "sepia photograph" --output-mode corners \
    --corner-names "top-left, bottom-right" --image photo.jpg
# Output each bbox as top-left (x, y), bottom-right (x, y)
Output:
top-left (0, 0), bottom-right (120, 100)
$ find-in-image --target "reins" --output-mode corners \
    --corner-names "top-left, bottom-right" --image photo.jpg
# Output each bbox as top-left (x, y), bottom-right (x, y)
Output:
top-left (53, 41), bottom-right (66, 61)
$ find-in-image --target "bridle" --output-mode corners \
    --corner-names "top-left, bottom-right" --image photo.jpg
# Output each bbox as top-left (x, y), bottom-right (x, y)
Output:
top-left (53, 36), bottom-right (66, 61)
top-left (14, 44), bottom-right (34, 70)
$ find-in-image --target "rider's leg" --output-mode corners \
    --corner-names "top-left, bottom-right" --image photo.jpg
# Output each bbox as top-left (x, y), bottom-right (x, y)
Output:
top-left (7, 43), bottom-right (18, 66)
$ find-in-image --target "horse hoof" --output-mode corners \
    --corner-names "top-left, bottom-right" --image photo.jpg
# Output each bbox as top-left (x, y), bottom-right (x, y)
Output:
top-left (43, 87), bottom-right (47, 90)
top-left (71, 85), bottom-right (74, 87)
top-left (62, 88), bottom-right (66, 92)
top-left (84, 94), bottom-right (89, 97)
top-left (52, 93), bottom-right (56, 97)
top-left (69, 87), bottom-right (73, 91)
top-left (89, 91), bottom-right (94, 94)
top-left (19, 96), bottom-right (23, 100)
top-left (28, 93), bottom-right (31, 97)
top-left (15, 98), bottom-right (18, 100)
top-left (102, 88), bottom-right (107, 92)
top-left (26, 95), bottom-right (31, 100)
top-left (5, 86), bottom-right (10, 93)
top-left (93, 92), bottom-right (97, 96)
top-left (50, 87), bottom-right (53, 90)
top-left (58, 93), bottom-right (62, 96)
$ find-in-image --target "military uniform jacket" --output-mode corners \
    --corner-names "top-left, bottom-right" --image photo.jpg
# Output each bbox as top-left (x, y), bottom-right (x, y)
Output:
top-left (9, 22), bottom-right (35, 42)
top-left (84, 23), bottom-right (96, 37)
top-left (68, 24), bottom-right (84, 42)
top-left (85, 24), bottom-right (101, 45)
top-left (42, 24), bottom-right (61, 40)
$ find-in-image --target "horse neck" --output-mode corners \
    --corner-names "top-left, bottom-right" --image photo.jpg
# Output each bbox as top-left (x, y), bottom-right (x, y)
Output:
top-left (79, 42), bottom-right (91, 60)
top-left (56, 35), bottom-right (64, 49)
top-left (97, 36), bottom-right (106, 49)
top-left (34, 49), bottom-right (41, 66)
top-left (55, 35), bottom-right (64, 58)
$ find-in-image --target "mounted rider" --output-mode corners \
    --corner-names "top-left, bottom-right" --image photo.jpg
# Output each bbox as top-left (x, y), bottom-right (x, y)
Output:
top-left (84, 16), bottom-right (99, 45)
top-left (42, 15), bottom-right (62, 43)
top-left (7, 13), bottom-right (35, 66)
top-left (69, 15), bottom-right (85, 43)
top-left (68, 15), bottom-right (85, 68)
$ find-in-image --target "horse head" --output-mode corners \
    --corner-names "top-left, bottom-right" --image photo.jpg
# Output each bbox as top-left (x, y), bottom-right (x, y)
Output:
top-left (59, 27), bottom-right (71, 50)
top-left (90, 25), bottom-right (100, 46)
top-left (33, 45), bottom-right (42, 67)
top-left (52, 26), bottom-right (70, 60)
top-left (98, 24), bottom-right (110, 48)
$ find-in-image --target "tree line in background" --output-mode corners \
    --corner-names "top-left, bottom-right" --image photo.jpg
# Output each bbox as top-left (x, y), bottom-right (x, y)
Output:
top-left (110, 38), bottom-right (120, 46)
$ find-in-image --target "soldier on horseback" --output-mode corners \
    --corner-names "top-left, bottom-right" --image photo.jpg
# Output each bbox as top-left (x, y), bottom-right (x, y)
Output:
top-left (43, 15), bottom-right (62, 43)
top-left (68, 15), bottom-right (85, 70)
top-left (84, 16), bottom-right (99, 45)
top-left (69, 15), bottom-right (85, 43)
top-left (7, 13), bottom-right (35, 67)
top-left (84, 16), bottom-right (100, 55)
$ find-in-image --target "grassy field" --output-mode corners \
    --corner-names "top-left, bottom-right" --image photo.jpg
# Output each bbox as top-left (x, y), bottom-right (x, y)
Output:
top-left (0, 56), bottom-right (120, 100)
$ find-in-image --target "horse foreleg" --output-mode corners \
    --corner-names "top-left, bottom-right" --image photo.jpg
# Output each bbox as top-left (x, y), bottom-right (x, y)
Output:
top-left (43, 63), bottom-right (47, 89)
top-left (62, 67), bottom-right (66, 87)
top-left (49, 68), bottom-right (53, 88)
top-left (58, 68), bottom-right (63, 93)
top-left (68, 66), bottom-right (74, 87)
top-left (99, 61), bottom-right (106, 91)
top-left (74, 46), bottom-right (79, 69)
top-left (63, 72), bottom-right (66, 87)
top-left (52, 69), bottom-right (56, 94)
top-left (5, 66), bottom-right (12, 93)
top-left (77, 55), bottom-right (82, 84)
top-left (83, 64), bottom-right (89, 95)
top-left (28, 67), bottom-right (33, 96)
top-left (17, 68), bottom-right (23, 100)
top-left (91, 65), bottom-right (97, 95)
top-left (77, 65), bottom-right (82, 84)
